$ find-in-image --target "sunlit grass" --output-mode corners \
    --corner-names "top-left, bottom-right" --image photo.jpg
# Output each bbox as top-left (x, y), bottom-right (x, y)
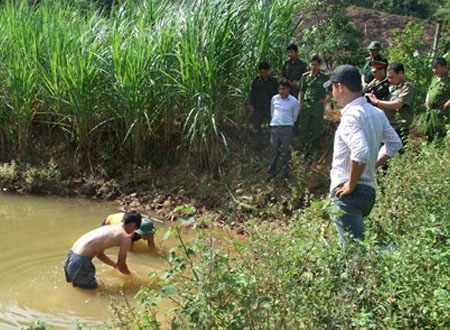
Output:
top-left (0, 0), bottom-right (301, 171)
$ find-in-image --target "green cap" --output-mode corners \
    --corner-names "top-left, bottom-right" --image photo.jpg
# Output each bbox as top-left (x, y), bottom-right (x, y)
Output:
top-left (368, 41), bottom-right (382, 51)
top-left (135, 217), bottom-right (156, 236)
top-left (370, 60), bottom-right (387, 71)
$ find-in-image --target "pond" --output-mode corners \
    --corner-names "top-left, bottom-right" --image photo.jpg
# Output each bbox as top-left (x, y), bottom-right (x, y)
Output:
top-left (0, 192), bottom-right (186, 329)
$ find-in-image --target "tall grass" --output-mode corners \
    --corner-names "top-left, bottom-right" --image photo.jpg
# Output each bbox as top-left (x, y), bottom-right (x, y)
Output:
top-left (105, 2), bottom-right (163, 163)
top-left (0, 2), bottom-right (41, 159)
top-left (0, 0), bottom-right (303, 172)
top-left (162, 0), bottom-right (248, 168)
top-left (38, 2), bottom-right (110, 170)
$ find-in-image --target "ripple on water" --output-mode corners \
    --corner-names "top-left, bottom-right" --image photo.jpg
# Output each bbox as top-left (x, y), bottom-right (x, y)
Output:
top-left (0, 193), bottom-right (193, 329)
top-left (0, 250), bottom-right (65, 292)
top-left (0, 302), bottom-right (106, 330)
top-left (0, 248), bottom-right (161, 329)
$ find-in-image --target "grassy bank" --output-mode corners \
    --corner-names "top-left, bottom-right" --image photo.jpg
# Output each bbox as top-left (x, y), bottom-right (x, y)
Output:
top-left (112, 138), bottom-right (450, 329)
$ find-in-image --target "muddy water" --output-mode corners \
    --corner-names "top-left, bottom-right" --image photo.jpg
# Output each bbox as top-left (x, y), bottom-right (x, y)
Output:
top-left (0, 192), bottom-right (191, 330)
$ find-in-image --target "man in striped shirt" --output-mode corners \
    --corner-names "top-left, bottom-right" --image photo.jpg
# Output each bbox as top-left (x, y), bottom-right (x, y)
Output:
top-left (323, 65), bottom-right (402, 245)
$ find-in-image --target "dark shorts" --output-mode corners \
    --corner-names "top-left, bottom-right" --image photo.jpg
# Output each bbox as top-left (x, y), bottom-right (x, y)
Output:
top-left (64, 250), bottom-right (98, 289)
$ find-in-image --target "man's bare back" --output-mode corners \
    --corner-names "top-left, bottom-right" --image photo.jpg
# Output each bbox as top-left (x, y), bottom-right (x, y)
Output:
top-left (71, 224), bottom-right (132, 258)
top-left (64, 211), bottom-right (142, 288)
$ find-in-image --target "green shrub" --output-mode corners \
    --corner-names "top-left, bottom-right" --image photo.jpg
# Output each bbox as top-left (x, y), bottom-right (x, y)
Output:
top-left (23, 158), bottom-right (62, 193)
top-left (387, 22), bottom-right (432, 118)
top-left (20, 320), bottom-right (54, 330)
top-left (0, 160), bottom-right (18, 186)
top-left (111, 138), bottom-right (450, 329)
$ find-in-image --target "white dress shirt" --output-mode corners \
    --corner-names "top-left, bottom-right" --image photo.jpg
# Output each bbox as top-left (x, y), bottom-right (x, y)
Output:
top-left (270, 94), bottom-right (299, 126)
top-left (330, 97), bottom-right (402, 191)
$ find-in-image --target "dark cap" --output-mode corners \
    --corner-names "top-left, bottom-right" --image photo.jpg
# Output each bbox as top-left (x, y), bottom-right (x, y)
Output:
top-left (323, 65), bottom-right (362, 92)
top-left (368, 41), bottom-right (382, 51)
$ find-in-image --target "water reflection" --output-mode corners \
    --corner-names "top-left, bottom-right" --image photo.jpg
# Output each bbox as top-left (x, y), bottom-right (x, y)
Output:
top-left (0, 192), bottom-right (178, 330)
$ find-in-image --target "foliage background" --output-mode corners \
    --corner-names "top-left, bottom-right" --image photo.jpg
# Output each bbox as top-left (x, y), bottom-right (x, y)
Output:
top-left (5, 0), bottom-right (450, 329)
top-left (0, 0), bottom-right (448, 178)
top-left (102, 139), bottom-right (450, 329)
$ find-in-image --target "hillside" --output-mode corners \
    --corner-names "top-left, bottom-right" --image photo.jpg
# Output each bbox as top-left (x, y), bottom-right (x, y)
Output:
top-left (346, 6), bottom-right (437, 50)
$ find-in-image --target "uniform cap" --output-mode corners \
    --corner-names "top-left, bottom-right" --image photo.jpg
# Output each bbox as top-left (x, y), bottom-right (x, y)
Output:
top-left (370, 60), bottom-right (387, 71)
top-left (368, 41), bottom-right (382, 51)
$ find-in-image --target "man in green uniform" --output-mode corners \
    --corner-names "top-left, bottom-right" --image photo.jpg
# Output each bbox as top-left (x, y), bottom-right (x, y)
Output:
top-left (249, 61), bottom-right (279, 151)
top-left (281, 43), bottom-right (307, 99)
top-left (367, 62), bottom-right (415, 145)
top-left (424, 57), bottom-right (450, 142)
top-left (361, 41), bottom-right (388, 89)
top-left (363, 60), bottom-right (390, 105)
top-left (297, 55), bottom-right (329, 158)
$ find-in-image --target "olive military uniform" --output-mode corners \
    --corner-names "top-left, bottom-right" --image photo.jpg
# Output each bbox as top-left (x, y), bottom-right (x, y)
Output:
top-left (425, 74), bottom-right (450, 139)
top-left (385, 80), bottom-right (415, 141)
top-left (298, 71), bottom-right (329, 157)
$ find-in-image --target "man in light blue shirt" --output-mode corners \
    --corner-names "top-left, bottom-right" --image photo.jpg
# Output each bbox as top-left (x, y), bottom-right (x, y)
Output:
top-left (267, 78), bottom-right (299, 180)
top-left (323, 65), bottom-right (402, 245)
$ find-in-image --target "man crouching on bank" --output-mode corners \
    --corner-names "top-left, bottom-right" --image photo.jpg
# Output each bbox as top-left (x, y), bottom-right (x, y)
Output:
top-left (64, 211), bottom-right (142, 289)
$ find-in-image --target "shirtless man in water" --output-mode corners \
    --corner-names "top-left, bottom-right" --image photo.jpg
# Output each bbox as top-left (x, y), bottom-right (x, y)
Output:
top-left (64, 211), bottom-right (142, 289)
top-left (102, 212), bottom-right (157, 252)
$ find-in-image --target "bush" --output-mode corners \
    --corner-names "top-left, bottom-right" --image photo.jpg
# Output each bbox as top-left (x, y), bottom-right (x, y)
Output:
top-left (0, 159), bottom-right (62, 193)
top-left (23, 158), bottom-right (62, 193)
top-left (0, 160), bottom-right (18, 186)
top-left (113, 138), bottom-right (450, 329)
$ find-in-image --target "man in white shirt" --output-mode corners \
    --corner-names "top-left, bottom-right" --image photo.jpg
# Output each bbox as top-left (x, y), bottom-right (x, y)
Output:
top-left (323, 65), bottom-right (402, 245)
top-left (267, 78), bottom-right (299, 180)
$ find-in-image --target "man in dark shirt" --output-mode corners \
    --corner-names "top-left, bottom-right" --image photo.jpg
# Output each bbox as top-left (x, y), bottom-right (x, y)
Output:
top-left (281, 43), bottom-right (307, 99)
top-left (363, 60), bottom-right (390, 105)
top-left (249, 61), bottom-right (278, 151)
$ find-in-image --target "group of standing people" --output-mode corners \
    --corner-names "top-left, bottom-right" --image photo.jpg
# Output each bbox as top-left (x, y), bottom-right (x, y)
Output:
top-left (249, 43), bottom-right (329, 181)
top-left (250, 40), bottom-right (450, 245)
top-left (363, 41), bottom-right (450, 144)
top-left (330, 46), bottom-right (450, 245)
